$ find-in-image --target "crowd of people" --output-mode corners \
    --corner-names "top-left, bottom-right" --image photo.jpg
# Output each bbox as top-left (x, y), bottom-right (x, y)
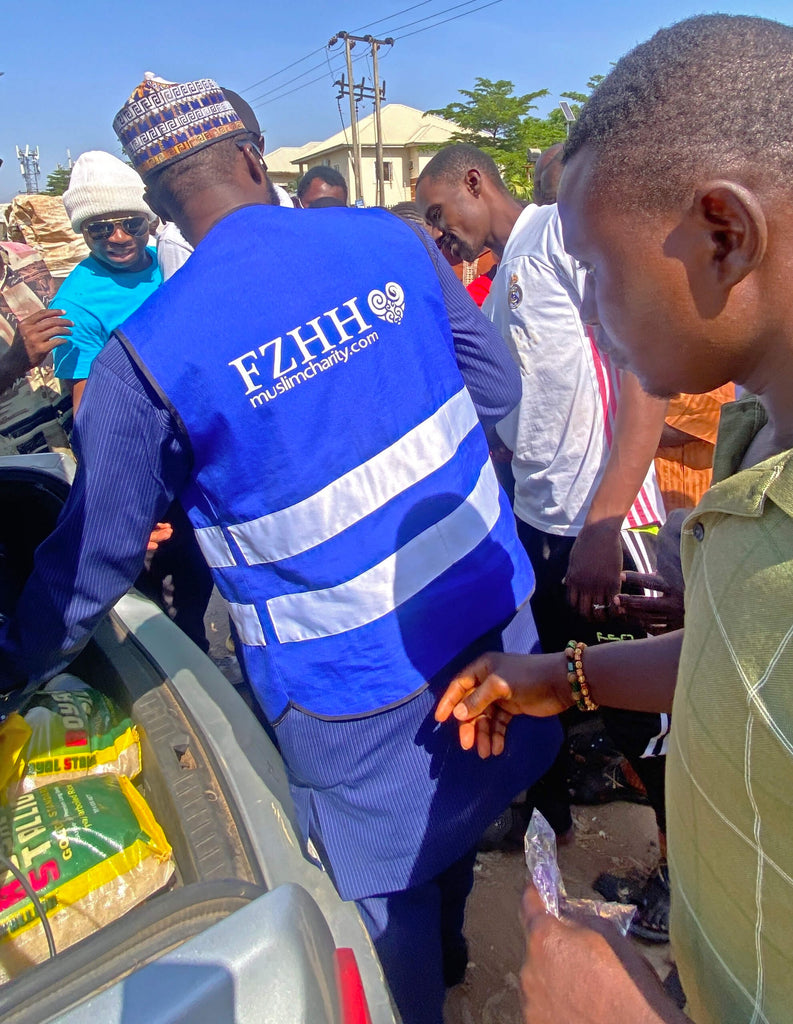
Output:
top-left (0, 12), bottom-right (790, 1024)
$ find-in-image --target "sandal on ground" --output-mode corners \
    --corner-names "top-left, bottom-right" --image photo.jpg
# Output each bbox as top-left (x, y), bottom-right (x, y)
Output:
top-left (568, 757), bottom-right (649, 806)
top-left (629, 862), bottom-right (670, 943)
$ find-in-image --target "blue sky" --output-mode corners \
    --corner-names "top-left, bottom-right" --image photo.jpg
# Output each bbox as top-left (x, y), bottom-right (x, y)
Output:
top-left (3, 0), bottom-right (792, 201)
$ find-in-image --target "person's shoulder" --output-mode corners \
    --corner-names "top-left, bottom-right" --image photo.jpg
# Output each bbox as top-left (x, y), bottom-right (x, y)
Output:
top-left (53, 258), bottom-right (100, 308)
top-left (500, 204), bottom-right (564, 266)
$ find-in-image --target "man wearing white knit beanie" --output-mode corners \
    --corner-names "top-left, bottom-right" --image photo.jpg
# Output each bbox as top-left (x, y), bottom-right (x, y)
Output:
top-left (51, 149), bottom-right (213, 653)
top-left (53, 150), bottom-right (160, 412)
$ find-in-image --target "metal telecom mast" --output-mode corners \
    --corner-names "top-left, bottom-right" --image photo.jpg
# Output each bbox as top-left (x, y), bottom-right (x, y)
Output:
top-left (16, 146), bottom-right (41, 193)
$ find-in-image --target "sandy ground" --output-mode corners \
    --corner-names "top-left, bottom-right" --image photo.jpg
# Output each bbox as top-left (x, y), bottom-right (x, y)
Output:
top-left (443, 802), bottom-right (673, 1023)
top-left (204, 592), bottom-right (674, 1024)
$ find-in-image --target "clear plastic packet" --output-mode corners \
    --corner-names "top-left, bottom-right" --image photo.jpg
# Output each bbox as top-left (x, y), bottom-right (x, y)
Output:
top-left (524, 808), bottom-right (636, 936)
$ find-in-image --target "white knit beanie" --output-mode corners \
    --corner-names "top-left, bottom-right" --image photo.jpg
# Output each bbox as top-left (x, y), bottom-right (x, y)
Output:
top-left (63, 151), bottom-right (154, 233)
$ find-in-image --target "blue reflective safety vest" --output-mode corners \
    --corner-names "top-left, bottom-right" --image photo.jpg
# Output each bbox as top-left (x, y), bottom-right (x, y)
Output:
top-left (119, 205), bottom-right (534, 721)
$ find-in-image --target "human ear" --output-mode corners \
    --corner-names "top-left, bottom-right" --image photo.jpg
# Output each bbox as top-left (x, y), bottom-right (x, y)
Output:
top-left (465, 168), bottom-right (483, 197)
top-left (695, 181), bottom-right (767, 286)
top-left (239, 143), bottom-right (267, 185)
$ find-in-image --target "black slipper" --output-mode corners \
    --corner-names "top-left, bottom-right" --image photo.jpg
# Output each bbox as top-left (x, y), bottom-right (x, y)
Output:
top-left (629, 862), bottom-right (670, 943)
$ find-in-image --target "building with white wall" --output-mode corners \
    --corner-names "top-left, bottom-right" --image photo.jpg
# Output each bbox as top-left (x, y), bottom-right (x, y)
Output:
top-left (292, 104), bottom-right (458, 207)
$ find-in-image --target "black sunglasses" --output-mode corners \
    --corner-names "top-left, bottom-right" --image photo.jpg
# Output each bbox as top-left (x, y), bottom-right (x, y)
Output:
top-left (83, 216), bottom-right (150, 241)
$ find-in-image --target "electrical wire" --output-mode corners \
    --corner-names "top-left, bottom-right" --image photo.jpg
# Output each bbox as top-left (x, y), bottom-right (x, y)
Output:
top-left (351, 0), bottom-right (435, 34)
top-left (247, 54), bottom-right (336, 107)
top-left (241, 45), bottom-right (327, 94)
top-left (252, 50), bottom-right (369, 110)
top-left (0, 851), bottom-right (57, 959)
top-left (380, 0), bottom-right (487, 36)
top-left (325, 46), bottom-right (351, 141)
top-left (399, 0), bottom-right (507, 39)
top-left (248, 0), bottom-right (505, 111)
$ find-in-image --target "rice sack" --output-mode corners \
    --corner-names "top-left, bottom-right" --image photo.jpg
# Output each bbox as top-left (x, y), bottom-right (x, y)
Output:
top-left (0, 685), bottom-right (140, 803)
top-left (0, 774), bottom-right (174, 982)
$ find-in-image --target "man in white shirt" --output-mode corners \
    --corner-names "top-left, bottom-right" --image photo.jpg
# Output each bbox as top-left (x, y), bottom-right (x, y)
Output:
top-left (417, 146), bottom-right (672, 940)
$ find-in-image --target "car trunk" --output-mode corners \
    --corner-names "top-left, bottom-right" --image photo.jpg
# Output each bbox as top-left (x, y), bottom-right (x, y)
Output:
top-left (0, 460), bottom-right (266, 1019)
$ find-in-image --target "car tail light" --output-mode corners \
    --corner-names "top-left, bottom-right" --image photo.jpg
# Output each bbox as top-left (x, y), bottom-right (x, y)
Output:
top-left (334, 947), bottom-right (373, 1024)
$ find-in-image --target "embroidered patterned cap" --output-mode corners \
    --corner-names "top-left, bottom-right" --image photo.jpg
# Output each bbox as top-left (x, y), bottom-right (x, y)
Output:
top-left (113, 72), bottom-right (248, 177)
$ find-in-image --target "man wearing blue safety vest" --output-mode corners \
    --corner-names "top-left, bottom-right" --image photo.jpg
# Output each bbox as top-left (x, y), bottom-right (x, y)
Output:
top-left (0, 75), bottom-right (561, 1024)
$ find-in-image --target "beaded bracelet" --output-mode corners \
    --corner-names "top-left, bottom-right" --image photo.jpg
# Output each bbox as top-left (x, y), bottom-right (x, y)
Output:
top-left (565, 640), bottom-right (599, 712)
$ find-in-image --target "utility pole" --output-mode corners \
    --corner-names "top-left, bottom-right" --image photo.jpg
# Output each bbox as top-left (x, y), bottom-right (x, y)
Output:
top-left (328, 33), bottom-right (393, 206)
top-left (16, 145), bottom-right (40, 194)
top-left (368, 37), bottom-right (388, 206)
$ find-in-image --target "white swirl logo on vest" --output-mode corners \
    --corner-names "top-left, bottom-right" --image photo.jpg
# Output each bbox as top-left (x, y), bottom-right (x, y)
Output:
top-left (367, 282), bottom-right (405, 324)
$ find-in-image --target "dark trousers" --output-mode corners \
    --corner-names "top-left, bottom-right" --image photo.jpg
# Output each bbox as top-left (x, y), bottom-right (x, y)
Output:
top-left (355, 848), bottom-right (476, 1024)
top-left (517, 518), bottom-right (668, 834)
top-left (136, 500), bottom-right (213, 653)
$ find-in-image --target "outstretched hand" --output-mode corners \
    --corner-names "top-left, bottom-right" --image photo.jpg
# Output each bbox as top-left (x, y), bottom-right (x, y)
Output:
top-left (435, 651), bottom-right (571, 758)
top-left (519, 884), bottom-right (691, 1023)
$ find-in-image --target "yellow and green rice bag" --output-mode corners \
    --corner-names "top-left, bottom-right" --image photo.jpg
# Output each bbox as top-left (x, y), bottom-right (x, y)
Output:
top-left (0, 774), bottom-right (174, 981)
top-left (0, 686), bottom-right (140, 803)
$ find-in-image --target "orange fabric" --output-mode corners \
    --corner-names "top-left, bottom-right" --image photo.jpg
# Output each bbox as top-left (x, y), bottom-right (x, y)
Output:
top-left (655, 385), bottom-right (736, 510)
top-left (450, 248), bottom-right (497, 286)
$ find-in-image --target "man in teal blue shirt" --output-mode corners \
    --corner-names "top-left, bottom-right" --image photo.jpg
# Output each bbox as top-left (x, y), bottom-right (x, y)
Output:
top-left (54, 150), bottom-right (162, 414)
top-left (53, 149), bottom-right (209, 651)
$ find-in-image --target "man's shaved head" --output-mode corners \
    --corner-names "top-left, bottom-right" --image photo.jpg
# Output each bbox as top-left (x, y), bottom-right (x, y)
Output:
top-left (564, 14), bottom-right (793, 209)
top-left (533, 143), bottom-right (564, 206)
top-left (417, 144), bottom-right (509, 193)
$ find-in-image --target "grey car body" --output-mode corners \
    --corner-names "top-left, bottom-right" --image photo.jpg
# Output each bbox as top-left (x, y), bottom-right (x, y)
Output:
top-left (0, 454), bottom-right (399, 1024)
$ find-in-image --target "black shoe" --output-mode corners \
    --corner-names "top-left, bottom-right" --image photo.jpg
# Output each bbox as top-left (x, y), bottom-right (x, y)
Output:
top-left (477, 806), bottom-right (527, 852)
top-left (629, 862), bottom-right (670, 944)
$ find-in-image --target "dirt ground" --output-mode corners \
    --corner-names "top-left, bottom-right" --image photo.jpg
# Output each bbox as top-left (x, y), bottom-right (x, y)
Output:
top-left (204, 594), bottom-right (674, 1024)
top-left (444, 801), bottom-right (673, 1023)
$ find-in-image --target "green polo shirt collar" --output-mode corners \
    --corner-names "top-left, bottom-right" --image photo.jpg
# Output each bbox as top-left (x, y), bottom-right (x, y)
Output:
top-left (693, 395), bottom-right (793, 521)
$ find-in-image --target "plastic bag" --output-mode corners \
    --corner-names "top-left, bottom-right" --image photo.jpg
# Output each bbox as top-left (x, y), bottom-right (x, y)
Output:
top-left (524, 808), bottom-right (636, 936)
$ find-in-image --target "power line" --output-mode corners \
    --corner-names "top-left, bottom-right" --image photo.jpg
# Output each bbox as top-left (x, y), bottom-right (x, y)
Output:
top-left (399, 0), bottom-right (507, 39)
top-left (247, 53), bottom-right (335, 106)
top-left (241, 44), bottom-right (327, 94)
top-left (252, 50), bottom-right (368, 110)
top-left (238, 0), bottom-right (433, 96)
top-left (380, 0), bottom-right (485, 36)
top-left (351, 0), bottom-right (435, 33)
top-left (248, 0), bottom-right (505, 112)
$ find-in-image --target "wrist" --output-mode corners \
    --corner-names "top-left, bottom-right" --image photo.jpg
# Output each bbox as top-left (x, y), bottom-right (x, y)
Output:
top-left (580, 513), bottom-right (624, 533)
top-left (6, 337), bottom-right (32, 378)
top-left (552, 651), bottom-right (577, 711)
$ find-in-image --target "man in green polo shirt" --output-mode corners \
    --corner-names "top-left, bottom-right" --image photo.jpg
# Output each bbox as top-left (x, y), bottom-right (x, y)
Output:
top-left (435, 13), bottom-right (793, 1024)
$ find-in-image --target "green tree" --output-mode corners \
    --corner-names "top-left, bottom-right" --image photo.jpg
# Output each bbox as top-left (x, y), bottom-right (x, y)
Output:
top-left (43, 165), bottom-right (71, 196)
top-left (427, 78), bottom-right (549, 195)
top-left (427, 76), bottom-right (602, 198)
top-left (428, 77), bottom-right (548, 149)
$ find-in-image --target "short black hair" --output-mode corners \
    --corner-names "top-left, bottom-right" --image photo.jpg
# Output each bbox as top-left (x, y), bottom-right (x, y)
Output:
top-left (145, 135), bottom-right (245, 210)
top-left (565, 14), bottom-right (793, 209)
top-left (388, 201), bottom-right (429, 228)
top-left (144, 133), bottom-right (279, 218)
top-left (417, 144), bottom-right (509, 193)
top-left (296, 165), bottom-right (348, 202)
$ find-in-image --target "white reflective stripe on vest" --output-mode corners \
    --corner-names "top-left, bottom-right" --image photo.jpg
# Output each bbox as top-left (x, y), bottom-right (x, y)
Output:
top-left (194, 524), bottom-right (237, 568)
top-left (229, 387), bottom-right (479, 565)
top-left (227, 602), bottom-right (267, 647)
top-left (268, 457), bottom-right (501, 643)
